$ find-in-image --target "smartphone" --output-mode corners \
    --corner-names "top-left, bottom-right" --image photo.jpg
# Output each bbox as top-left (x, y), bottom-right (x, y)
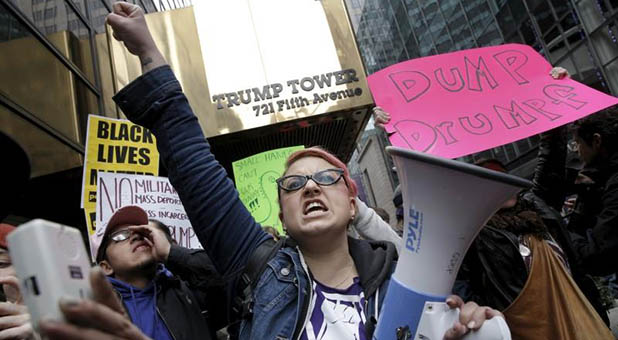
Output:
top-left (7, 220), bottom-right (92, 332)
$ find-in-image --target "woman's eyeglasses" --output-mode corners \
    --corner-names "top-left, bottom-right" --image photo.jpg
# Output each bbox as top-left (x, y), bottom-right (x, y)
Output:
top-left (276, 168), bottom-right (345, 192)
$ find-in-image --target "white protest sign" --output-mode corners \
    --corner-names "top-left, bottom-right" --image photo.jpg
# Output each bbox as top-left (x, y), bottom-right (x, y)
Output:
top-left (95, 172), bottom-right (201, 251)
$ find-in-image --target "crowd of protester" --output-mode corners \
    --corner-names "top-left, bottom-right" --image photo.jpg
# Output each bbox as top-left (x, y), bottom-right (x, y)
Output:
top-left (0, 2), bottom-right (617, 339)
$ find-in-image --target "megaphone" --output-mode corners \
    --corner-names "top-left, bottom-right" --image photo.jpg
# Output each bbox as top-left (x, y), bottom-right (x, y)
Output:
top-left (374, 147), bottom-right (532, 340)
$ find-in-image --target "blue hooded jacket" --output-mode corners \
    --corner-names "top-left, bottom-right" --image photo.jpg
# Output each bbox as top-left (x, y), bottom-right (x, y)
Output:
top-left (108, 266), bottom-right (174, 340)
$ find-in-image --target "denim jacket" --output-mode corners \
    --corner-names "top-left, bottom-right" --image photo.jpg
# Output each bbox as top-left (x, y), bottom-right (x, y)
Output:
top-left (114, 65), bottom-right (398, 339)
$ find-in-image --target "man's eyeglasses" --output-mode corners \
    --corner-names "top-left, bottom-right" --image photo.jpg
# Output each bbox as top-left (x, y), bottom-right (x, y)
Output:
top-left (276, 168), bottom-right (345, 192)
top-left (109, 229), bottom-right (136, 243)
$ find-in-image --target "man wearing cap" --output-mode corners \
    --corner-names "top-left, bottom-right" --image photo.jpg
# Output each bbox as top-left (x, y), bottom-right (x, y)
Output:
top-left (93, 205), bottom-right (219, 340)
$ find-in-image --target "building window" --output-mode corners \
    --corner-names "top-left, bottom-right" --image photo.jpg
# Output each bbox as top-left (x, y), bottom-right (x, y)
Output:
top-left (68, 20), bottom-right (78, 31)
top-left (44, 7), bottom-right (57, 20)
top-left (362, 169), bottom-right (377, 207)
top-left (0, 2), bottom-right (98, 144)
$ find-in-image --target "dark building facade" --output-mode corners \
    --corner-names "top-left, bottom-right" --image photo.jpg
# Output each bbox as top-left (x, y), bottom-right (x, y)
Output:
top-left (351, 0), bottom-right (618, 100)
top-left (351, 0), bottom-right (503, 75)
top-left (490, 0), bottom-right (618, 173)
top-left (496, 0), bottom-right (618, 96)
top-left (0, 0), bottom-right (189, 229)
top-left (346, 0), bottom-right (618, 214)
top-left (348, 127), bottom-right (399, 226)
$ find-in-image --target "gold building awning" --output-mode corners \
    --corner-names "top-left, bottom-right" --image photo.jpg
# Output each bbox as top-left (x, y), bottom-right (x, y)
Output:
top-left (108, 1), bottom-right (373, 173)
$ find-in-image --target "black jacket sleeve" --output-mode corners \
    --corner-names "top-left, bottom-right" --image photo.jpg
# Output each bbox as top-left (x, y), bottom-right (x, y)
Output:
top-left (167, 245), bottom-right (225, 289)
top-left (570, 174), bottom-right (618, 275)
top-left (166, 245), bottom-right (230, 330)
top-left (531, 126), bottom-right (568, 211)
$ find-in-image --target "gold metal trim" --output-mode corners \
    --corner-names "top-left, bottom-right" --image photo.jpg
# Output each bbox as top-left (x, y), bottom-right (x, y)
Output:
top-left (108, 1), bottom-right (373, 138)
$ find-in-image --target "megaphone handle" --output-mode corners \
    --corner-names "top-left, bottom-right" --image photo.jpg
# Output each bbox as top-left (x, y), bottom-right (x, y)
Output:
top-left (415, 303), bottom-right (511, 340)
top-left (462, 316), bottom-right (511, 340)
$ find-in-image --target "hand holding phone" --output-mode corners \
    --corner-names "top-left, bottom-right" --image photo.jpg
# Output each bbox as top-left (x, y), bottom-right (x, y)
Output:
top-left (7, 220), bottom-right (93, 332)
top-left (39, 266), bottom-right (150, 340)
top-left (0, 275), bottom-right (35, 338)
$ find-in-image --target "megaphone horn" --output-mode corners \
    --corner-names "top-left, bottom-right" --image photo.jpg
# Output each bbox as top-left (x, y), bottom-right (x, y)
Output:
top-left (374, 147), bottom-right (531, 340)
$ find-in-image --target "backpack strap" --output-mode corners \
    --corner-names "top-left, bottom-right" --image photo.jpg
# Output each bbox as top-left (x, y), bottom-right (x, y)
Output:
top-left (233, 237), bottom-right (285, 318)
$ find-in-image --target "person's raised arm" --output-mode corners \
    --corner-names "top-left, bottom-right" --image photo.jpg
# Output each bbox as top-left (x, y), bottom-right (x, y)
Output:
top-left (106, 2), bottom-right (269, 277)
top-left (105, 2), bottom-right (165, 73)
top-left (529, 67), bottom-right (571, 210)
top-left (352, 198), bottom-right (402, 253)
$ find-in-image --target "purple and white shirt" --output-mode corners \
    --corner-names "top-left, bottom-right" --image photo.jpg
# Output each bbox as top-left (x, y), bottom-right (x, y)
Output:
top-left (300, 277), bottom-right (367, 340)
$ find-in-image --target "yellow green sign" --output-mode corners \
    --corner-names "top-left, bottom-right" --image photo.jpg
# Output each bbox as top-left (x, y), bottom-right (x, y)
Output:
top-left (232, 146), bottom-right (304, 234)
top-left (80, 115), bottom-right (159, 236)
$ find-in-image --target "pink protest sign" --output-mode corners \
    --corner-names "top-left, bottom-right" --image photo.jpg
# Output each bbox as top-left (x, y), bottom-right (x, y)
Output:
top-left (368, 44), bottom-right (618, 159)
